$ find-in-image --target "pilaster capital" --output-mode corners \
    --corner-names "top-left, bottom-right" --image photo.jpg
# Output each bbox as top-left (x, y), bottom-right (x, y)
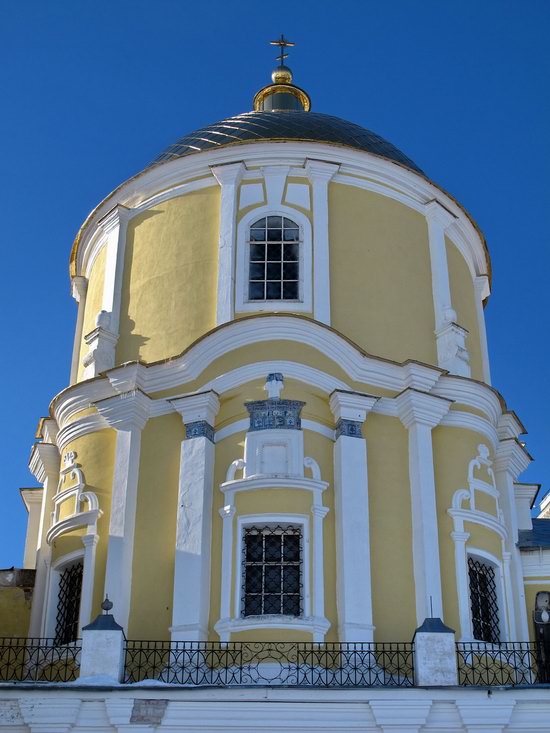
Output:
top-left (95, 389), bottom-right (152, 431)
top-left (395, 388), bottom-right (452, 429)
top-left (424, 199), bottom-right (456, 230)
top-left (211, 161), bottom-right (246, 187)
top-left (169, 390), bottom-right (220, 427)
top-left (36, 416), bottom-right (59, 445)
top-left (70, 275), bottom-right (88, 303)
top-left (81, 533), bottom-right (99, 549)
top-left (402, 361), bottom-right (443, 392)
top-left (20, 487), bottom-right (44, 511)
top-left (311, 505), bottom-right (330, 519)
top-left (97, 204), bottom-right (132, 235)
top-left (451, 530), bottom-right (470, 544)
top-left (29, 442), bottom-right (60, 484)
top-left (219, 505), bottom-right (236, 519)
top-left (329, 390), bottom-right (378, 423)
top-left (494, 438), bottom-right (531, 479)
top-left (106, 362), bottom-right (148, 394)
top-left (305, 159), bottom-right (340, 183)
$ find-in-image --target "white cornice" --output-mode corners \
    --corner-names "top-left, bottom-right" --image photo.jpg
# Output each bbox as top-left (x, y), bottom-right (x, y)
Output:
top-left (29, 443), bottom-right (60, 483)
top-left (95, 389), bottom-right (152, 431)
top-left (169, 390), bottom-right (220, 425)
top-left (72, 142), bottom-right (489, 290)
top-left (328, 390), bottom-right (378, 422)
top-left (494, 438), bottom-right (532, 479)
top-left (395, 388), bottom-right (452, 429)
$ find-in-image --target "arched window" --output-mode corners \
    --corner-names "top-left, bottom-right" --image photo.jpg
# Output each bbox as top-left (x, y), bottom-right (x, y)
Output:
top-left (248, 216), bottom-right (300, 301)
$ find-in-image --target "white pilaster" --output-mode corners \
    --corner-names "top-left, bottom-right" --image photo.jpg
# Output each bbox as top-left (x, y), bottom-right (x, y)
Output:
top-left (82, 205), bottom-right (131, 379)
top-left (169, 391), bottom-right (220, 642)
top-left (96, 389), bottom-right (151, 633)
top-left (20, 488), bottom-right (43, 570)
top-left (329, 390), bottom-right (378, 642)
top-left (395, 388), bottom-right (451, 625)
top-left (424, 201), bottom-right (470, 377)
top-left (80, 534), bottom-right (99, 629)
top-left (212, 162), bottom-right (246, 325)
top-left (69, 275), bottom-right (88, 384)
top-left (218, 501), bottom-right (236, 633)
top-left (27, 439), bottom-right (61, 637)
top-left (474, 275), bottom-right (492, 384)
top-left (311, 499), bottom-right (329, 640)
top-left (451, 530), bottom-right (472, 640)
top-left (262, 165), bottom-right (290, 206)
top-left (306, 160), bottom-right (339, 325)
top-left (494, 438), bottom-right (532, 641)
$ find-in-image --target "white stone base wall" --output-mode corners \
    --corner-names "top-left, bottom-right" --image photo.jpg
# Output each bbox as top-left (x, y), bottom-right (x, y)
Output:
top-left (1, 686), bottom-right (550, 731)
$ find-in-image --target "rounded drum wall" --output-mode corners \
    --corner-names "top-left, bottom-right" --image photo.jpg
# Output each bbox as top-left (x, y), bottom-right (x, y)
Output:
top-left (117, 186), bottom-right (220, 365)
top-left (329, 183), bottom-right (437, 365)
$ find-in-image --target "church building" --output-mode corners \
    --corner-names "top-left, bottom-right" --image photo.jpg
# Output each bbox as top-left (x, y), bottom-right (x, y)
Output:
top-left (1, 38), bottom-right (549, 732)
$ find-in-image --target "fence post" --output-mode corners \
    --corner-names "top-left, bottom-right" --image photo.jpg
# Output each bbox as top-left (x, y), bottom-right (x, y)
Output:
top-left (413, 617), bottom-right (458, 686)
top-left (79, 597), bottom-right (126, 682)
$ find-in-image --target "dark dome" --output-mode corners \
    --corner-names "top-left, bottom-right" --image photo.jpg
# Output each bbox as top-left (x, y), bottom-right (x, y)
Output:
top-left (150, 111), bottom-right (424, 174)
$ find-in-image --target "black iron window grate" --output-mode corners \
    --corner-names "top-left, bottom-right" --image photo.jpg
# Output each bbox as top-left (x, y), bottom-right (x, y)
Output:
top-left (468, 557), bottom-right (500, 643)
top-left (55, 562), bottom-right (83, 645)
top-left (248, 216), bottom-right (300, 301)
top-left (242, 525), bottom-right (302, 617)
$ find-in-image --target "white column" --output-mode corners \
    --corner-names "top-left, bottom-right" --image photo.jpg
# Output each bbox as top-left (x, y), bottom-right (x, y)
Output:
top-left (211, 162), bottom-right (245, 325)
top-left (474, 274), bottom-right (492, 384)
top-left (96, 389), bottom-right (151, 633)
top-left (395, 388), bottom-right (451, 625)
top-left (169, 391), bottom-right (220, 642)
top-left (329, 390), bottom-right (377, 642)
top-left (80, 534), bottom-right (99, 629)
top-left (424, 200), bottom-right (471, 377)
top-left (28, 440), bottom-right (61, 637)
top-left (218, 498), bottom-right (236, 637)
top-left (20, 488), bottom-right (44, 569)
top-left (306, 160), bottom-right (339, 325)
top-left (494, 438), bottom-right (532, 641)
top-left (82, 205), bottom-right (131, 379)
top-left (311, 497), bottom-right (329, 642)
top-left (69, 275), bottom-right (87, 384)
top-left (452, 530), bottom-right (472, 639)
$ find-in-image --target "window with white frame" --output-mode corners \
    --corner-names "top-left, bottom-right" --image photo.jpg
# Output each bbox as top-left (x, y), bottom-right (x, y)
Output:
top-left (248, 216), bottom-right (300, 301)
top-left (242, 524), bottom-right (302, 617)
top-left (54, 560), bottom-right (83, 644)
top-left (468, 556), bottom-right (500, 643)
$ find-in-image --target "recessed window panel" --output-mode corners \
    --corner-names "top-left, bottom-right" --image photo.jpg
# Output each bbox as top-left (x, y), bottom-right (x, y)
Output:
top-left (247, 216), bottom-right (301, 301)
top-left (242, 525), bottom-right (302, 618)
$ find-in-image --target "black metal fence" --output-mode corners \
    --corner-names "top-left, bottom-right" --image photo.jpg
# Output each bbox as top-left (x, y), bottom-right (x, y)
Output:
top-left (124, 640), bottom-right (414, 687)
top-left (0, 637), bottom-right (81, 683)
top-left (456, 642), bottom-right (547, 686)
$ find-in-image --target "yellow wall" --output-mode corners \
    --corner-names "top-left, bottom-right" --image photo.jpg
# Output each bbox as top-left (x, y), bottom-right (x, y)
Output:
top-left (128, 413), bottom-right (184, 639)
top-left (329, 184), bottom-right (437, 365)
top-left (0, 588), bottom-right (32, 637)
top-left (365, 414), bottom-right (416, 641)
top-left (117, 187), bottom-right (220, 364)
top-left (446, 237), bottom-right (483, 380)
top-left (78, 246), bottom-right (106, 380)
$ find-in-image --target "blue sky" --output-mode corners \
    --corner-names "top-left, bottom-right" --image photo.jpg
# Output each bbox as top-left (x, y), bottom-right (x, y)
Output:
top-left (0, 0), bottom-right (548, 567)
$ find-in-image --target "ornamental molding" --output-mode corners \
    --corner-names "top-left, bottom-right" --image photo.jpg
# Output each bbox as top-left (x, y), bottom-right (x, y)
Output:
top-left (95, 389), bottom-right (152, 431)
top-left (184, 420), bottom-right (215, 442)
top-left (169, 390), bottom-right (220, 426)
top-left (46, 452), bottom-right (102, 545)
top-left (329, 390), bottom-right (378, 422)
top-left (71, 142), bottom-right (489, 289)
top-left (220, 475), bottom-right (328, 497)
top-left (494, 438), bottom-right (532, 478)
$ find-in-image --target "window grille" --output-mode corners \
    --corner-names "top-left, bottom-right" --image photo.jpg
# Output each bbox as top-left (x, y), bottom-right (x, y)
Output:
top-left (242, 525), bottom-right (302, 617)
top-left (54, 561), bottom-right (83, 645)
top-left (248, 216), bottom-right (300, 301)
top-left (468, 556), bottom-right (500, 643)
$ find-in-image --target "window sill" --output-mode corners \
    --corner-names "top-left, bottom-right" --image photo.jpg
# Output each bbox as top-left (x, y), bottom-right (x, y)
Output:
top-left (235, 300), bottom-right (312, 314)
top-left (215, 615), bottom-right (330, 642)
